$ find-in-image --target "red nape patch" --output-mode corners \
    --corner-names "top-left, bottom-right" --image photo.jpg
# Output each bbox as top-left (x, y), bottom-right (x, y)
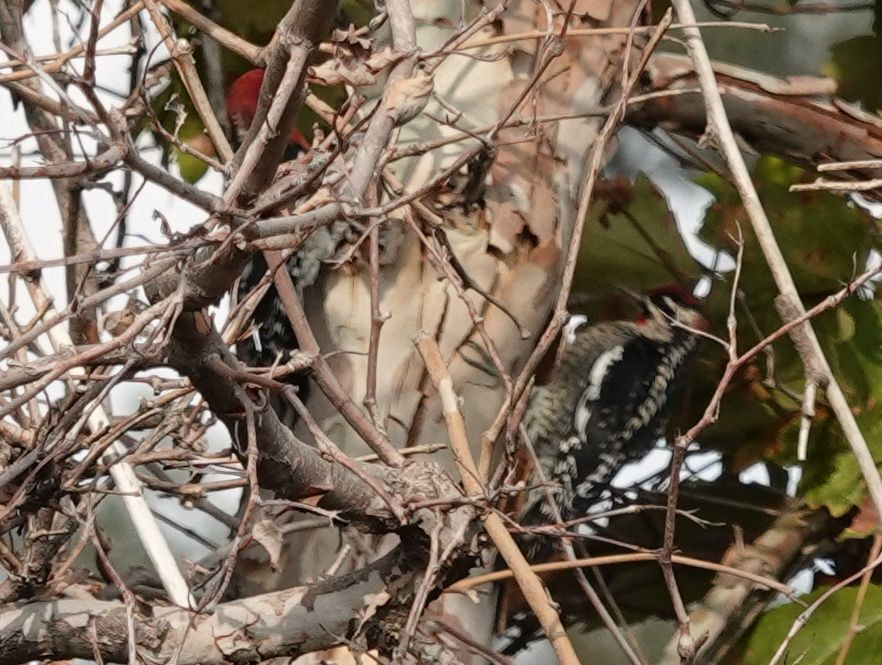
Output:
top-left (226, 69), bottom-right (310, 151)
top-left (648, 283), bottom-right (702, 309)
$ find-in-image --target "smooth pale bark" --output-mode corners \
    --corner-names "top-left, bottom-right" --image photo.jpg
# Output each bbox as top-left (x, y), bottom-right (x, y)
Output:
top-left (303, 0), bottom-right (644, 491)
top-left (0, 553), bottom-right (404, 664)
top-left (283, 0), bottom-right (648, 659)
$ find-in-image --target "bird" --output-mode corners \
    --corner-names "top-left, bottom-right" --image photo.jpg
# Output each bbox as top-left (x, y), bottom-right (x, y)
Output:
top-left (497, 286), bottom-right (707, 654)
top-left (520, 285), bottom-right (707, 531)
top-left (225, 68), bottom-right (311, 152)
top-left (227, 68), bottom-right (320, 426)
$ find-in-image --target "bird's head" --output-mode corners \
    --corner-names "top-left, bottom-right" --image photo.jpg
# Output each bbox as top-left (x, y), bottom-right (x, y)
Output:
top-left (640, 285), bottom-right (708, 332)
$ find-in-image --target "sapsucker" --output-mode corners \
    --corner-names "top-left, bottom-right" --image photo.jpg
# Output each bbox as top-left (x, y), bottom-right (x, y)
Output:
top-left (497, 287), bottom-right (706, 655)
top-left (519, 286), bottom-right (707, 539)
top-left (228, 68), bottom-right (403, 384)
top-left (228, 68), bottom-right (317, 423)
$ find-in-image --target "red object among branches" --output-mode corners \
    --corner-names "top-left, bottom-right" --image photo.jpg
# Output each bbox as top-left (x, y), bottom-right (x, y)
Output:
top-left (225, 69), bottom-right (310, 151)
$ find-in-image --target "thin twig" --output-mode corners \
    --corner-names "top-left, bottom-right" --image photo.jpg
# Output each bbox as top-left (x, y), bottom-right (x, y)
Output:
top-left (833, 533), bottom-right (882, 665)
top-left (415, 333), bottom-right (580, 665)
top-left (441, 21), bottom-right (778, 54)
top-left (158, 0), bottom-right (262, 64)
top-left (670, 0), bottom-right (882, 527)
top-left (142, 0), bottom-right (233, 162)
top-left (262, 250), bottom-right (404, 467)
top-left (446, 551), bottom-right (796, 596)
top-left (768, 548), bottom-right (882, 665)
top-left (519, 424), bottom-right (647, 665)
top-left (789, 178), bottom-right (882, 193)
top-left (363, 186), bottom-right (387, 431)
top-left (0, 183), bottom-right (191, 607)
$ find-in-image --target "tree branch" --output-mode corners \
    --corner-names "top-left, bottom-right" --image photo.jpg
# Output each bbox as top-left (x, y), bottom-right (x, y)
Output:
top-left (0, 550), bottom-right (409, 665)
top-left (670, 0), bottom-right (882, 530)
top-left (628, 53), bottom-right (882, 185)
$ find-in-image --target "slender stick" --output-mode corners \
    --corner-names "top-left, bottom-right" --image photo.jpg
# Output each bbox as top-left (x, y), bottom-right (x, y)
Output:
top-left (768, 548), bottom-right (882, 665)
top-left (158, 0), bottom-right (263, 64)
top-left (143, 0), bottom-right (233, 162)
top-left (363, 186), bottom-right (386, 430)
top-left (446, 21), bottom-right (777, 53)
top-left (833, 533), bottom-right (882, 665)
top-left (263, 250), bottom-right (404, 467)
top-left (445, 551), bottom-right (795, 596)
top-left (415, 333), bottom-right (580, 665)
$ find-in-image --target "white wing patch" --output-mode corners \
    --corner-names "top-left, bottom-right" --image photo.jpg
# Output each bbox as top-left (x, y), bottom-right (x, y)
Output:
top-left (574, 391), bottom-right (592, 439)
top-left (586, 346), bottom-right (624, 400)
top-left (251, 327), bottom-right (263, 353)
top-left (574, 345), bottom-right (624, 437)
top-left (564, 314), bottom-right (589, 344)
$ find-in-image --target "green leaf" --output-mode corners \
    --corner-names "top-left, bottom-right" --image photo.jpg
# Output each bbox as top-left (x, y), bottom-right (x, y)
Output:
top-left (801, 413), bottom-right (882, 517)
top-left (827, 36), bottom-right (882, 112)
top-left (802, 435), bottom-right (866, 517)
top-left (573, 175), bottom-right (702, 314)
top-left (697, 157), bottom-right (874, 297)
top-left (740, 584), bottom-right (882, 664)
top-left (684, 157), bottom-right (882, 511)
top-left (174, 144), bottom-right (210, 184)
top-left (213, 0), bottom-right (301, 43)
top-left (835, 307), bottom-right (856, 344)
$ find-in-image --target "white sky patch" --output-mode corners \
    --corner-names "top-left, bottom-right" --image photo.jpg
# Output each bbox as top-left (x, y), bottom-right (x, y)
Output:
top-left (1, 0), bottom-right (235, 563)
top-left (786, 465), bottom-right (803, 498)
top-left (611, 446), bottom-right (671, 490)
top-left (739, 462), bottom-right (771, 487)
top-left (852, 192), bottom-right (882, 219)
top-left (611, 128), bottom-right (732, 274)
top-left (767, 559), bottom-right (834, 611)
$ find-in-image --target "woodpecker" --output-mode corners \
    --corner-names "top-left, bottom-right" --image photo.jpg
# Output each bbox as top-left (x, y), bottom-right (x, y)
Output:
top-left (228, 68), bottom-right (316, 417)
top-left (496, 287), bottom-right (706, 654)
top-left (519, 286), bottom-right (707, 536)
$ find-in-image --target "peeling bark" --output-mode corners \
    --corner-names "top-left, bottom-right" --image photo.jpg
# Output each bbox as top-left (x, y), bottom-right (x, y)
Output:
top-left (287, 0), bottom-right (649, 656)
top-left (629, 53), bottom-right (882, 183)
top-left (0, 551), bottom-right (414, 664)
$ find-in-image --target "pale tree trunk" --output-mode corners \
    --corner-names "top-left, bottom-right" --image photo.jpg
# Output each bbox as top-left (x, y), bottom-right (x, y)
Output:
top-left (285, 0), bottom-right (647, 657)
top-left (305, 0), bottom-right (645, 493)
top-left (0, 1), bottom-right (648, 662)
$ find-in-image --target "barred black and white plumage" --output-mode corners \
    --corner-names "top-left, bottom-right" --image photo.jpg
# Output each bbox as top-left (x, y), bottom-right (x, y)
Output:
top-left (235, 220), bottom-right (404, 426)
top-left (498, 288), bottom-right (705, 655)
top-left (520, 286), bottom-right (706, 534)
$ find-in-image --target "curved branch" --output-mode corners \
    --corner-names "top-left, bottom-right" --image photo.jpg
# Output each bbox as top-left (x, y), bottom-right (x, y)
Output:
top-left (628, 53), bottom-right (882, 185)
top-left (167, 312), bottom-right (410, 528)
